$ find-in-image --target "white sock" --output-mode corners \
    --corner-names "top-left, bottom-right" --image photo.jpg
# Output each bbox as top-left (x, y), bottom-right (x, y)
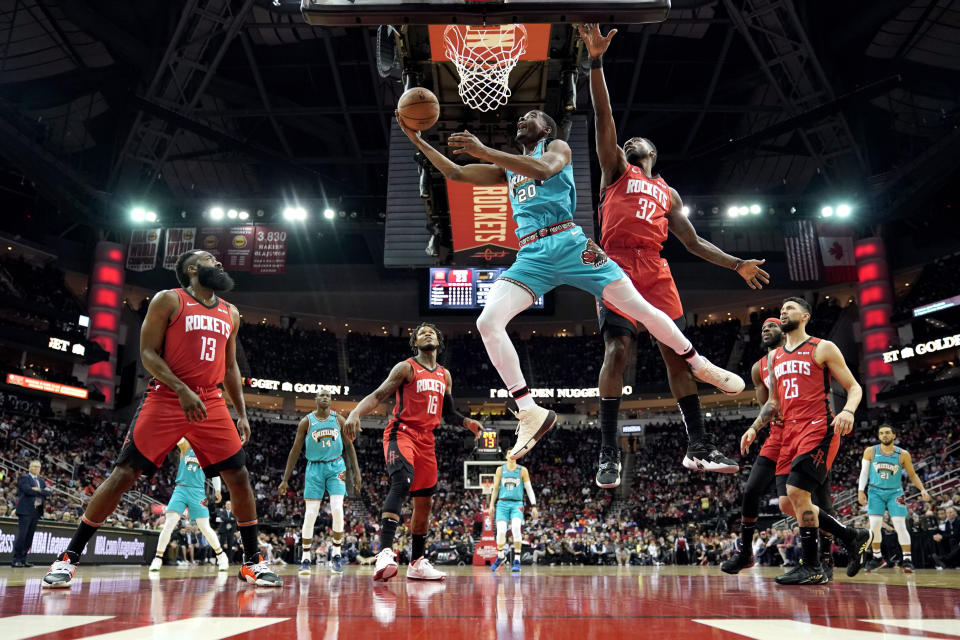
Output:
top-left (515, 393), bottom-right (536, 411)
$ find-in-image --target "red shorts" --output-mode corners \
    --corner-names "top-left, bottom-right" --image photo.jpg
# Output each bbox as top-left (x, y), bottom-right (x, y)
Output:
top-left (758, 421), bottom-right (785, 462)
top-left (383, 421), bottom-right (437, 494)
top-left (604, 247), bottom-right (683, 322)
top-left (117, 385), bottom-right (244, 475)
top-left (776, 417), bottom-right (841, 491)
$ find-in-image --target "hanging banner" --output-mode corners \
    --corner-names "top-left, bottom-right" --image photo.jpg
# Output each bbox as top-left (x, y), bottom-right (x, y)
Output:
top-left (818, 223), bottom-right (856, 283)
top-left (162, 227), bottom-right (196, 270)
top-left (446, 181), bottom-right (519, 265)
top-left (125, 228), bottom-right (161, 272)
top-left (251, 226), bottom-right (287, 274)
top-left (197, 226), bottom-right (254, 271)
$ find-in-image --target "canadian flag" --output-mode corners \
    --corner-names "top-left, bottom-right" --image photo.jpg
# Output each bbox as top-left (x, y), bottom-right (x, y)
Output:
top-left (818, 232), bottom-right (856, 282)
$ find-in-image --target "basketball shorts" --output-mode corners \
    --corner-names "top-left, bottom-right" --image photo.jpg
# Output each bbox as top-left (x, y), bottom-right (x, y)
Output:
top-left (867, 487), bottom-right (907, 518)
top-left (495, 500), bottom-right (524, 522)
top-left (167, 485), bottom-right (209, 520)
top-left (117, 385), bottom-right (244, 477)
top-left (776, 416), bottom-right (841, 493)
top-left (758, 421), bottom-right (785, 463)
top-left (383, 422), bottom-right (437, 495)
top-left (498, 226), bottom-right (625, 300)
top-left (597, 247), bottom-right (683, 338)
top-left (304, 458), bottom-right (347, 500)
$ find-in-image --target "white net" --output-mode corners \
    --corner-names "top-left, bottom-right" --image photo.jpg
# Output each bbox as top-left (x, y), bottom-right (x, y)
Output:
top-left (443, 24), bottom-right (527, 112)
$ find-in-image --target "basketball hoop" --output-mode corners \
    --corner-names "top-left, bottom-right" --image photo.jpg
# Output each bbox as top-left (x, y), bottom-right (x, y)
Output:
top-left (479, 473), bottom-right (496, 496)
top-left (443, 24), bottom-right (527, 112)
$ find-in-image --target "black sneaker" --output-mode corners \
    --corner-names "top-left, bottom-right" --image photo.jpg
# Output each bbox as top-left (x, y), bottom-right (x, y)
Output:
top-left (864, 556), bottom-right (883, 572)
top-left (822, 561), bottom-right (833, 582)
top-left (720, 548), bottom-right (755, 575)
top-left (900, 558), bottom-right (914, 573)
top-left (775, 562), bottom-right (828, 585)
top-left (845, 528), bottom-right (873, 578)
top-left (682, 440), bottom-right (739, 474)
top-left (595, 446), bottom-right (622, 488)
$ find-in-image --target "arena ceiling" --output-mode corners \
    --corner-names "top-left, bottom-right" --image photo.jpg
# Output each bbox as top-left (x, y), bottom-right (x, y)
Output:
top-left (0, 0), bottom-right (957, 239)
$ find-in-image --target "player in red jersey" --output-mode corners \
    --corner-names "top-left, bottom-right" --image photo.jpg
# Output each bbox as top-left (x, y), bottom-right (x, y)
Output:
top-left (42, 250), bottom-right (280, 588)
top-left (577, 24), bottom-right (769, 488)
top-left (345, 323), bottom-right (481, 582)
top-left (742, 297), bottom-right (871, 585)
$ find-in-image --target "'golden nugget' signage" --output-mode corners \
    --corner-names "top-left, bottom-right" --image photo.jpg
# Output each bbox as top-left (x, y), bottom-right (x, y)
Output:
top-left (882, 334), bottom-right (960, 363)
top-left (245, 378), bottom-right (348, 395)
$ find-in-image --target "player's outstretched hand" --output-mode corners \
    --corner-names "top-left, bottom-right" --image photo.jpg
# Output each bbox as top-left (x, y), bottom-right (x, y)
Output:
top-left (921, 489), bottom-right (932, 502)
top-left (353, 474), bottom-right (362, 493)
top-left (278, 480), bottom-right (288, 495)
top-left (575, 23), bottom-right (618, 59)
top-left (237, 416), bottom-right (251, 445)
top-left (464, 417), bottom-right (482, 439)
top-left (857, 490), bottom-right (867, 506)
top-left (177, 387), bottom-right (207, 422)
top-left (215, 491), bottom-right (222, 504)
top-left (344, 415), bottom-right (361, 440)
top-left (448, 130), bottom-right (487, 158)
top-left (395, 110), bottom-right (421, 142)
top-left (736, 258), bottom-right (770, 290)
top-left (740, 426), bottom-right (757, 455)
top-left (831, 410), bottom-right (853, 435)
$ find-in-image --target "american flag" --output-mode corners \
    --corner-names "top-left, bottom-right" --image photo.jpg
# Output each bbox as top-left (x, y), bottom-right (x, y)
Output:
top-left (784, 220), bottom-right (822, 282)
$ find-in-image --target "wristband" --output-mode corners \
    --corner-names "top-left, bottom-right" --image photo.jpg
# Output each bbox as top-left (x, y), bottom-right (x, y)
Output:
top-left (840, 409), bottom-right (854, 416)
top-left (590, 56), bottom-right (603, 69)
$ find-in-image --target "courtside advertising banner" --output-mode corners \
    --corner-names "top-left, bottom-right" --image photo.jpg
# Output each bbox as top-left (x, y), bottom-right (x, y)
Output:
top-left (446, 180), bottom-right (519, 265)
top-left (0, 517), bottom-right (159, 565)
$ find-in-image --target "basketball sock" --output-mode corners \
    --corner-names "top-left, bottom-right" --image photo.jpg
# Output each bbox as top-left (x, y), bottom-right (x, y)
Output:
top-left (872, 548), bottom-right (882, 559)
top-left (497, 546), bottom-right (505, 558)
top-left (332, 530), bottom-right (343, 557)
top-left (741, 522), bottom-right (756, 552)
top-left (599, 397), bottom-right (620, 449)
top-left (902, 549), bottom-right (912, 561)
top-left (302, 537), bottom-right (312, 562)
top-left (816, 510), bottom-right (855, 546)
top-left (511, 386), bottom-right (535, 412)
top-left (677, 394), bottom-right (705, 443)
top-left (238, 520), bottom-right (260, 563)
top-left (412, 534), bottom-right (426, 562)
top-left (379, 517), bottom-right (399, 550)
top-left (799, 527), bottom-right (819, 567)
top-left (681, 349), bottom-right (706, 370)
top-left (819, 533), bottom-right (833, 563)
top-left (67, 516), bottom-right (103, 556)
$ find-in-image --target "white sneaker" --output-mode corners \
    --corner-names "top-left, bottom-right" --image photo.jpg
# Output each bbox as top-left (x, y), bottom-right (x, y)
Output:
top-left (373, 548), bottom-right (398, 582)
top-left (689, 357), bottom-right (745, 395)
top-left (372, 584), bottom-right (397, 625)
top-left (407, 557), bottom-right (446, 581)
top-left (217, 551), bottom-right (229, 572)
top-left (507, 405), bottom-right (557, 460)
top-left (149, 557), bottom-right (162, 572)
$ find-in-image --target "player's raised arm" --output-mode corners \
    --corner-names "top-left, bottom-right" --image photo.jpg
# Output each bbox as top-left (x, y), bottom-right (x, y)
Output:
top-left (816, 340), bottom-right (862, 435)
top-left (576, 23), bottom-right (628, 183)
top-left (901, 450), bottom-right (932, 502)
top-left (336, 413), bottom-right (362, 493)
top-left (666, 190), bottom-right (769, 289)
top-left (344, 360), bottom-right (413, 436)
top-left (450, 133), bottom-right (571, 182)
top-left (396, 113), bottom-right (506, 186)
top-left (443, 370), bottom-right (482, 437)
top-left (222, 304), bottom-right (250, 445)
top-left (278, 416), bottom-right (309, 494)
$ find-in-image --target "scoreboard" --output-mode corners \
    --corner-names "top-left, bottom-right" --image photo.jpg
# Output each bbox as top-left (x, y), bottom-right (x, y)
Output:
top-left (427, 267), bottom-right (545, 310)
top-left (477, 428), bottom-right (500, 454)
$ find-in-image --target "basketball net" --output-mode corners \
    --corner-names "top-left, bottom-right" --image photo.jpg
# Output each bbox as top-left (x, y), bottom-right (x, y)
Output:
top-left (443, 24), bottom-right (527, 112)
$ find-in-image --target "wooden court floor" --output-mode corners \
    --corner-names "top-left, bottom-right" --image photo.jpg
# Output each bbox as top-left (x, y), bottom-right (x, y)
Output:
top-left (1, 564), bottom-right (958, 639)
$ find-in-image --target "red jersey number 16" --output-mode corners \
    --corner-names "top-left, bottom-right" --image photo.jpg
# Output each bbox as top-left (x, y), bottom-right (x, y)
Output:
top-left (427, 395), bottom-right (439, 415)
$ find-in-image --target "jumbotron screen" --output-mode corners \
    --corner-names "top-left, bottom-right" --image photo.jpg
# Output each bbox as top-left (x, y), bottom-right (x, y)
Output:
top-left (427, 267), bottom-right (544, 310)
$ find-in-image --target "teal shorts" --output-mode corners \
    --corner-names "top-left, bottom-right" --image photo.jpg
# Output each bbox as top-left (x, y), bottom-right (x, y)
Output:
top-left (167, 485), bottom-right (209, 520)
top-left (867, 487), bottom-right (907, 518)
top-left (499, 226), bottom-right (625, 300)
top-left (305, 458), bottom-right (347, 500)
top-left (495, 500), bottom-right (524, 522)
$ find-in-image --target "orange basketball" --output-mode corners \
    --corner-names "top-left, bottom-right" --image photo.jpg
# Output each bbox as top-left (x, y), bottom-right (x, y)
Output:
top-left (397, 87), bottom-right (439, 131)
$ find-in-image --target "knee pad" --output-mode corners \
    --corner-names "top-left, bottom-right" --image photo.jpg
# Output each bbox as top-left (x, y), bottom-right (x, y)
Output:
top-left (496, 520), bottom-right (507, 546)
top-left (382, 468), bottom-right (412, 516)
top-left (741, 460), bottom-right (775, 519)
top-left (868, 514), bottom-right (884, 534)
top-left (303, 499), bottom-right (322, 538)
top-left (511, 518), bottom-right (522, 542)
top-left (330, 494), bottom-right (345, 532)
top-left (891, 516), bottom-right (911, 545)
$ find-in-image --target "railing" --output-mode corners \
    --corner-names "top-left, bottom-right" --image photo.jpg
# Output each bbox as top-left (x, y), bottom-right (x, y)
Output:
top-left (16, 438), bottom-right (75, 476)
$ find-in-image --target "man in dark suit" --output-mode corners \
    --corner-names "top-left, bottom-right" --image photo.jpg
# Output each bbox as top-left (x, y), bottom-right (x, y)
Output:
top-left (932, 506), bottom-right (960, 568)
top-left (13, 460), bottom-right (51, 567)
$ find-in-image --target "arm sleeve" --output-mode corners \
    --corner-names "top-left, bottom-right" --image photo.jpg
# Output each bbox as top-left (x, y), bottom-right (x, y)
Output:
top-left (442, 392), bottom-right (467, 427)
top-left (211, 476), bottom-right (222, 493)
top-left (524, 480), bottom-right (537, 505)
top-left (858, 459), bottom-right (870, 491)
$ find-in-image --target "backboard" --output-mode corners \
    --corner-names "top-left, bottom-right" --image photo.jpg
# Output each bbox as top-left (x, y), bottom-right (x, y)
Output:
top-left (301, 0), bottom-right (671, 26)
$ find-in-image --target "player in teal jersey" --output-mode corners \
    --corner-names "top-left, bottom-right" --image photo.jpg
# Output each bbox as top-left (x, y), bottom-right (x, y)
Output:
top-left (858, 424), bottom-right (931, 572)
top-left (150, 438), bottom-right (229, 571)
top-left (397, 113), bottom-right (743, 462)
top-left (488, 458), bottom-right (537, 573)
top-left (279, 390), bottom-right (361, 575)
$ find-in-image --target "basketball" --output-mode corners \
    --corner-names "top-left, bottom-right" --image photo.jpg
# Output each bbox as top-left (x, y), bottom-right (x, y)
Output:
top-left (397, 87), bottom-right (439, 131)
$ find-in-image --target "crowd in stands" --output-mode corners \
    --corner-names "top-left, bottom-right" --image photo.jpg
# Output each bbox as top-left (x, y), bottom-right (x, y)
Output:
top-left (895, 252), bottom-right (960, 316)
top-left (0, 256), bottom-right (85, 318)
top-left (237, 322), bottom-right (339, 382)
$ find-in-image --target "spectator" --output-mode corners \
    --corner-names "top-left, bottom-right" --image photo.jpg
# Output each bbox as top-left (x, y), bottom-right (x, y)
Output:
top-left (12, 460), bottom-right (51, 567)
